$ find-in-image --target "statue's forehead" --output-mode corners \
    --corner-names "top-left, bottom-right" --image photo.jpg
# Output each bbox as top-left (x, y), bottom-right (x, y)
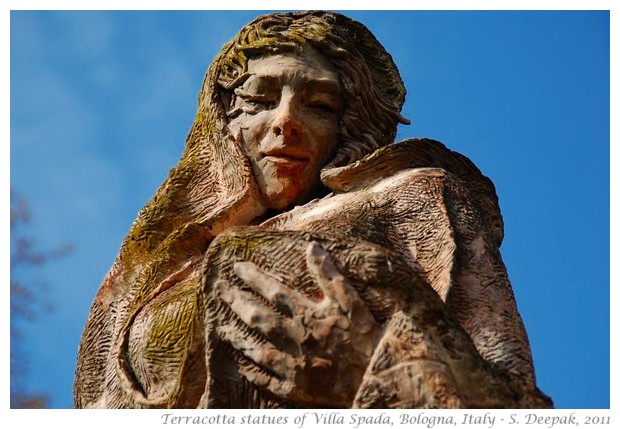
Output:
top-left (246, 45), bottom-right (338, 82)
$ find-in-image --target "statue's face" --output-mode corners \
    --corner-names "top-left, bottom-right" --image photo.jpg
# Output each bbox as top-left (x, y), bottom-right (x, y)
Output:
top-left (228, 45), bottom-right (343, 210)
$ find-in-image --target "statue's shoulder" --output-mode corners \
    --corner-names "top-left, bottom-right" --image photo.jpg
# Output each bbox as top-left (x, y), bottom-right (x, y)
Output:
top-left (323, 139), bottom-right (492, 192)
top-left (322, 138), bottom-right (504, 244)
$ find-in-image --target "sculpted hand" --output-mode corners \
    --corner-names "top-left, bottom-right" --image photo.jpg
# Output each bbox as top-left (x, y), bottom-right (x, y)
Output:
top-left (215, 242), bottom-right (383, 406)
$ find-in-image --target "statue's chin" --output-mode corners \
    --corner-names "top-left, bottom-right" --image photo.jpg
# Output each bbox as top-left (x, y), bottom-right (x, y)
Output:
top-left (259, 178), bottom-right (306, 211)
top-left (261, 189), bottom-right (302, 211)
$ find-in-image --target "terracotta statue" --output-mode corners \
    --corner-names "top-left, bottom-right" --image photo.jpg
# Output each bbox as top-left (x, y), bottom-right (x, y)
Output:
top-left (74, 11), bottom-right (552, 409)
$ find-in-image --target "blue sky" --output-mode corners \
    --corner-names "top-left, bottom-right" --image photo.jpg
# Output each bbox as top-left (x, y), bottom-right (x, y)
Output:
top-left (9, 9), bottom-right (610, 409)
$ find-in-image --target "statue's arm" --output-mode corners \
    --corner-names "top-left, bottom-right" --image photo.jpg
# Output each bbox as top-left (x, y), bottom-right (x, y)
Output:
top-left (439, 171), bottom-right (538, 383)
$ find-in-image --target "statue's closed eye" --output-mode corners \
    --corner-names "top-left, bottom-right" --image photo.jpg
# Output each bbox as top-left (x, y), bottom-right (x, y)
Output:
top-left (229, 84), bottom-right (278, 114)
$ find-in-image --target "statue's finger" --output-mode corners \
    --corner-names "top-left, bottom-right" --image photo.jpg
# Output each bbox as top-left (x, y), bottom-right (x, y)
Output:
top-left (217, 282), bottom-right (286, 337)
top-left (305, 242), bottom-right (355, 313)
top-left (216, 279), bottom-right (307, 346)
top-left (236, 362), bottom-right (296, 399)
top-left (233, 261), bottom-right (311, 316)
top-left (216, 319), bottom-right (296, 381)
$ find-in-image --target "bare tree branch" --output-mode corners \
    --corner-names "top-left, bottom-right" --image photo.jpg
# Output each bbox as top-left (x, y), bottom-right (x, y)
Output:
top-left (10, 189), bottom-right (73, 409)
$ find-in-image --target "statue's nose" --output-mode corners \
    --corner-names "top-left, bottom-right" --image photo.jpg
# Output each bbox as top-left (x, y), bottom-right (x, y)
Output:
top-left (272, 99), bottom-right (302, 141)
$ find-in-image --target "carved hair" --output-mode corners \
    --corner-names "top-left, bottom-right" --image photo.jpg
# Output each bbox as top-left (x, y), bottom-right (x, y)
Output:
top-left (198, 11), bottom-right (409, 169)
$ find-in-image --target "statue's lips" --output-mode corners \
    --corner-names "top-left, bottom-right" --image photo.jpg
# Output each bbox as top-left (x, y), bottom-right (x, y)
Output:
top-left (260, 151), bottom-right (310, 167)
